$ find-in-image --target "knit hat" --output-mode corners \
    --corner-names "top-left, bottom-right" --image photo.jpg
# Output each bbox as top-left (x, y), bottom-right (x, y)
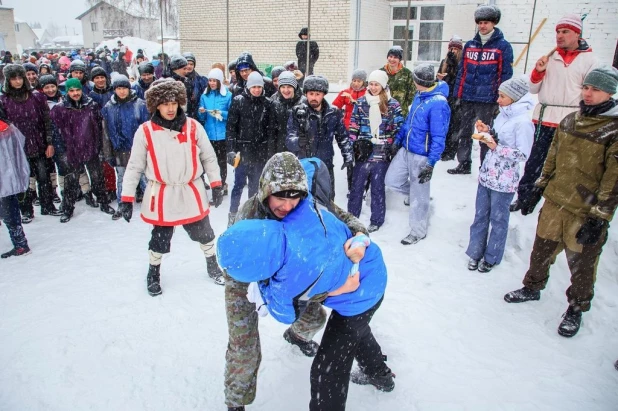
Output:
top-left (69, 59), bottom-right (86, 73)
top-left (65, 78), bottom-right (82, 90)
top-left (351, 69), bottom-right (367, 82)
top-left (271, 66), bottom-right (285, 80)
top-left (144, 77), bottom-right (187, 114)
top-left (236, 62), bottom-right (250, 71)
top-left (583, 66), bottom-right (618, 95)
top-left (39, 74), bottom-right (57, 88)
top-left (277, 71), bottom-right (298, 90)
top-left (447, 35), bottom-right (463, 50)
top-left (498, 76), bottom-right (530, 101)
top-left (387, 46), bottom-right (404, 60)
top-left (556, 13), bottom-right (583, 34)
top-left (246, 71), bottom-right (264, 89)
top-left (413, 64), bottom-right (435, 88)
top-left (112, 74), bottom-right (131, 89)
top-left (90, 66), bottom-right (108, 80)
top-left (474, 5), bottom-right (501, 24)
top-left (23, 62), bottom-right (38, 74)
top-left (182, 52), bottom-right (196, 65)
top-left (138, 62), bottom-right (155, 75)
top-left (367, 70), bottom-right (388, 89)
top-left (169, 54), bottom-right (188, 71)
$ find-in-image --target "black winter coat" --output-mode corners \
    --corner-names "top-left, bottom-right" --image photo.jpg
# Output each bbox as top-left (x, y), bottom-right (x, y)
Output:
top-left (286, 100), bottom-right (353, 168)
top-left (268, 90), bottom-right (303, 158)
top-left (226, 89), bottom-right (272, 167)
top-left (168, 72), bottom-right (195, 118)
top-left (437, 51), bottom-right (461, 98)
top-left (296, 40), bottom-right (319, 75)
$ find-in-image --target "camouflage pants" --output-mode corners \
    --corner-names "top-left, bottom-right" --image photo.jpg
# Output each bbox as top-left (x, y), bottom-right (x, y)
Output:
top-left (224, 273), bottom-right (327, 407)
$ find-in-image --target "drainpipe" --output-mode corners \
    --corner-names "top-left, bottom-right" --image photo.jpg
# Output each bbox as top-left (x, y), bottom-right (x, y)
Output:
top-left (353, 0), bottom-right (361, 69)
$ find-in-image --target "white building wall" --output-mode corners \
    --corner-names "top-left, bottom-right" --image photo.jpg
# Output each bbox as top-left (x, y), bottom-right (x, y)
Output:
top-left (0, 8), bottom-right (18, 54)
top-left (15, 22), bottom-right (38, 50)
top-left (353, 0), bottom-right (392, 76)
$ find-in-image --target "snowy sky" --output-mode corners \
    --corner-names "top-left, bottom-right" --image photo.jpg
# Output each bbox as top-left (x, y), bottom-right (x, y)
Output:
top-left (3, 0), bottom-right (85, 34)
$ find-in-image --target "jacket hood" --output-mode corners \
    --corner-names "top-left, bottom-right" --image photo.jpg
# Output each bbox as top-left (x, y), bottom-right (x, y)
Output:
top-left (110, 89), bottom-right (138, 105)
top-left (257, 152), bottom-right (309, 208)
top-left (217, 219), bottom-right (285, 282)
top-left (600, 102), bottom-right (618, 117)
top-left (419, 80), bottom-right (449, 99)
top-left (234, 53), bottom-right (264, 88)
top-left (499, 93), bottom-right (535, 117)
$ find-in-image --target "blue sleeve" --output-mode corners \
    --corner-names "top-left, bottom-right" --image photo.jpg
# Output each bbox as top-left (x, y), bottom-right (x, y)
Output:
top-left (427, 101), bottom-right (450, 166)
top-left (197, 94), bottom-right (208, 122)
top-left (501, 42), bottom-right (514, 83)
top-left (395, 112), bottom-right (410, 146)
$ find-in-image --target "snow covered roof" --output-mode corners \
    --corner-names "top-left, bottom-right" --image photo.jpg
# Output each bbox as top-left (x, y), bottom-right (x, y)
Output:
top-left (32, 29), bottom-right (46, 40)
top-left (52, 35), bottom-right (84, 46)
top-left (75, 0), bottom-right (158, 21)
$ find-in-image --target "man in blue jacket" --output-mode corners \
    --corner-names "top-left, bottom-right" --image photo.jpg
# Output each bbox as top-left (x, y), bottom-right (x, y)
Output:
top-left (101, 75), bottom-right (150, 220)
top-left (131, 62), bottom-right (155, 100)
top-left (385, 64), bottom-right (451, 245)
top-left (448, 5), bottom-right (513, 175)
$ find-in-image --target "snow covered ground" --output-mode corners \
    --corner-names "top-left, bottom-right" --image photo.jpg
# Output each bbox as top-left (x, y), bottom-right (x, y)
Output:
top-left (1, 146), bottom-right (617, 411)
top-left (97, 36), bottom-right (181, 59)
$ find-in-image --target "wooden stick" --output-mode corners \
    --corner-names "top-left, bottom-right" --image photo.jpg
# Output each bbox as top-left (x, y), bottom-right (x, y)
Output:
top-left (514, 18), bottom-right (548, 67)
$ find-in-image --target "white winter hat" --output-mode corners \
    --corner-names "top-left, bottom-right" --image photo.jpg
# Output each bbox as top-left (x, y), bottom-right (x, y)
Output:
top-left (246, 71), bottom-right (264, 89)
top-left (207, 68), bottom-right (227, 96)
top-left (367, 70), bottom-right (388, 89)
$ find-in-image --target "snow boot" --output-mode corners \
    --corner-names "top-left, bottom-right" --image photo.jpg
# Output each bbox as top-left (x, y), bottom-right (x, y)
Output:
top-left (367, 224), bottom-right (380, 233)
top-left (351, 364), bottom-right (396, 392)
top-left (84, 191), bottom-right (99, 208)
top-left (1, 245), bottom-right (31, 259)
top-left (477, 260), bottom-right (495, 273)
top-left (401, 233), bottom-right (425, 245)
top-left (99, 202), bottom-right (115, 215)
top-left (447, 162), bottom-right (471, 175)
top-left (21, 211), bottom-right (34, 224)
top-left (111, 209), bottom-right (123, 220)
top-left (41, 206), bottom-right (63, 216)
top-left (283, 328), bottom-right (319, 357)
top-left (558, 305), bottom-right (582, 338)
top-left (53, 193), bottom-right (62, 204)
top-left (504, 287), bottom-right (541, 303)
top-left (60, 211), bottom-right (72, 223)
top-left (228, 212), bottom-right (237, 228)
top-left (509, 200), bottom-right (522, 212)
top-left (206, 255), bottom-right (225, 286)
top-left (467, 258), bottom-right (479, 271)
top-left (147, 264), bottom-right (162, 296)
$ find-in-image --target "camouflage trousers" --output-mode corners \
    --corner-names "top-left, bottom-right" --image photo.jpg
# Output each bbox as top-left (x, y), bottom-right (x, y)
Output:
top-left (224, 273), bottom-right (327, 407)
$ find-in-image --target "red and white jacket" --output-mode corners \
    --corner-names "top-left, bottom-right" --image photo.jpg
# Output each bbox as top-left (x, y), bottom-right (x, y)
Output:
top-left (122, 118), bottom-right (222, 226)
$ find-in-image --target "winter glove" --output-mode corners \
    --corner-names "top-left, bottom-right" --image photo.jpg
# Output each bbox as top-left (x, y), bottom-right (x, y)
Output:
top-left (576, 217), bottom-right (607, 245)
top-left (520, 186), bottom-right (544, 216)
top-left (389, 142), bottom-right (401, 158)
top-left (210, 186), bottom-right (223, 208)
top-left (118, 201), bottom-right (133, 223)
top-left (227, 151), bottom-right (240, 167)
top-left (341, 160), bottom-right (354, 171)
top-left (418, 165), bottom-right (434, 184)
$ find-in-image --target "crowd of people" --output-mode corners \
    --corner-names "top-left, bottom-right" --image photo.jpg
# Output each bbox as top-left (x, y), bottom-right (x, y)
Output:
top-left (1, 7), bottom-right (617, 411)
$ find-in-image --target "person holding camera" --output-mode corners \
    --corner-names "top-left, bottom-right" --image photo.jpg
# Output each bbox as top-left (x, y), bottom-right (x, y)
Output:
top-left (347, 70), bottom-right (403, 233)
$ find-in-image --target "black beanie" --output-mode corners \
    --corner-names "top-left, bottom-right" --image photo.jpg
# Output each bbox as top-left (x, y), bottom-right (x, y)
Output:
top-left (90, 66), bottom-right (108, 80)
top-left (169, 55), bottom-right (188, 71)
top-left (23, 62), bottom-right (38, 75)
top-left (39, 74), bottom-right (58, 88)
top-left (112, 74), bottom-right (131, 89)
top-left (138, 62), bottom-right (155, 75)
top-left (387, 46), bottom-right (404, 60)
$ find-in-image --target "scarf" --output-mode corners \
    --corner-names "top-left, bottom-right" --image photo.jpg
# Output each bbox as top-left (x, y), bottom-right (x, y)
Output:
top-left (384, 62), bottom-right (403, 75)
top-left (579, 99), bottom-right (617, 117)
top-left (151, 107), bottom-right (186, 132)
top-left (365, 92), bottom-right (383, 138)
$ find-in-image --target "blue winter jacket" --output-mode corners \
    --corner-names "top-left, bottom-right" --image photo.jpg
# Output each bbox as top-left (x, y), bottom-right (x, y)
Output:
top-left (131, 79), bottom-right (151, 100)
top-left (101, 91), bottom-right (150, 152)
top-left (217, 198), bottom-right (387, 321)
top-left (395, 81), bottom-right (451, 167)
top-left (197, 86), bottom-right (232, 141)
top-left (89, 88), bottom-right (113, 112)
top-left (453, 28), bottom-right (514, 103)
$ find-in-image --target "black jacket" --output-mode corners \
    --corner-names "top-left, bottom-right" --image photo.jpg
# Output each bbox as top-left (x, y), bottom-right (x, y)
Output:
top-left (168, 71), bottom-right (195, 118)
top-left (269, 90), bottom-right (303, 158)
top-left (296, 40), bottom-right (319, 75)
top-left (226, 89), bottom-right (272, 166)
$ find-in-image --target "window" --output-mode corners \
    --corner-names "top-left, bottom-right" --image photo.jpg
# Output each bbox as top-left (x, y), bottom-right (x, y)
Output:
top-left (391, 4), bottom-right (445, 63)
top-left (91, 22), bottom-right (98, 32)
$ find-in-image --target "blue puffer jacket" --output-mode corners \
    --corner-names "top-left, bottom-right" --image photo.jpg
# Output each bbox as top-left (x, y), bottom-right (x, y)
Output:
top-left (131, 79), bottom-right (151, 100)
top-left (453, 28), bottom-right (514, 103)
top-left (217, 198), bottom-right (387, 321)
top-left (89, 87), bottom-right (113, 112)
top-left (197, 86), bottom-right (232, 141)
top-left (395, 81), bottom-right (451, 166)
top-left (286, 100), bottom-right (354, 168)
top-left (101, 91), bottom-right (150, 152)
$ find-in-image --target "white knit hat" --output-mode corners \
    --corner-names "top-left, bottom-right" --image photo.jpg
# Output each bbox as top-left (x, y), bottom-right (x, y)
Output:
top-left (556, 13), bottom-right (582, 34)
top-left (207, 68), bottom-right (227, 96)
top-left (367, 70), bottom-right (388, 89)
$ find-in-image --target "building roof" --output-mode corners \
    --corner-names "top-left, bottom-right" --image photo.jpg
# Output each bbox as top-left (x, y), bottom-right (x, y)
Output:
top-left (75, 0), bottom-right (157, 21)
top-left (32, 28), bottom-right (46, 40)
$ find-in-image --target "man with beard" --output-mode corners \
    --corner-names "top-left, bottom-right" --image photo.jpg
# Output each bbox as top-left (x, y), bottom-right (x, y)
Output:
top-left (287, 75), bottom-right (354, 198)
top-left (131, 62), bottom-right (155, 100)
top-left (49, 78), bottom-right (115, 222)
top-left (182, 52), bottom-right (208, 119)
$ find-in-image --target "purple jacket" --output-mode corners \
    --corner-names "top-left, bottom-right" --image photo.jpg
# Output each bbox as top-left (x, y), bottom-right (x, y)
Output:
top-left (50, 95), bottom-right (103, 167)
top-left (0, 91), bottom-right (51, 158)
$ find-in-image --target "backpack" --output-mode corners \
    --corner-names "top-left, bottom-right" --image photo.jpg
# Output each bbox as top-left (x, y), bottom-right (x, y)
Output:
top-left (300, 157), bottom-right (334, 212)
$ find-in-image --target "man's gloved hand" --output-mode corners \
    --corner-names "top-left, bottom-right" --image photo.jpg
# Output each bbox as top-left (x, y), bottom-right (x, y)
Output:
top-left (520, 186), bottom-right (545, 216)
top-left (227, 151), bottom-right (238, 167)
top-left (118, 201), bottom-right (132, 222)
top-left (211, 186), bottom-right (223, 208)
top-left (576, 217), bottom-right (607, 245)
top-left (389, 142), bottom-right (401, 158)
top-left (418, 165), bottom-right (434, 184)
top-left (341, 160), bottom-right (354, 171)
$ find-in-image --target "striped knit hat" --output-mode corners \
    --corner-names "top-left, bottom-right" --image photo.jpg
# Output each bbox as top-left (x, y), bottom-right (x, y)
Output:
top-left (277, 71), bottom-right (298, 90)
top-left (556, 14), bottom-right (582, 34)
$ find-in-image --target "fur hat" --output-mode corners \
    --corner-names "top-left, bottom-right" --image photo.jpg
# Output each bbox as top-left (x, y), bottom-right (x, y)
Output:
top-left (277, 71), bottom-right (298, 90)
top-left (303, 75), bottom-right (329, 94)
top-left (145, 78), bottom-right (187, 114)
top-left (556, 14), bottom-right (583, 34)
top-left (207, 67), bottom-right (227, 96)
top-left (2, 64), bottom-right (28, 92)
top-left (474, 5), bottom-right (501, 24)
top-left (367, 70), bottom-right (388, 89)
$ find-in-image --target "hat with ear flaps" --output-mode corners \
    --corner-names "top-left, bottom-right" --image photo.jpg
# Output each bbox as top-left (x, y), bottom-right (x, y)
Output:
top-left (144, 77), bottom-right (187, 114)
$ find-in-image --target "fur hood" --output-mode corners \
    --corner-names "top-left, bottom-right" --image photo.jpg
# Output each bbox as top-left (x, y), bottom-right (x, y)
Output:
top-left (144, 78), bottom-right (187, 114)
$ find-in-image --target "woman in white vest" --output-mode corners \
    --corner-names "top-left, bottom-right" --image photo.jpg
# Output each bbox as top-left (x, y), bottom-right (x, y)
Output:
top-left (118, 78), bottom-right (225, 295)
